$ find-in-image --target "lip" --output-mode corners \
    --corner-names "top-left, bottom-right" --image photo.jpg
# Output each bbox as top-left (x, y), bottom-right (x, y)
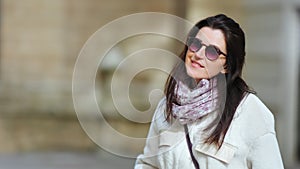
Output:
top-left (190, 60), bottom-right (205, 68)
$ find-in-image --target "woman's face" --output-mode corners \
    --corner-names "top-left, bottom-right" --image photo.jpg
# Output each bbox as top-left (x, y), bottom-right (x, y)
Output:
top-left (185, 27), bottom-right (227, 82)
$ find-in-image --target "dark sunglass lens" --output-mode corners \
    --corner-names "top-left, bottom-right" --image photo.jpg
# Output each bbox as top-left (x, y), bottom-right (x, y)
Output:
top-left (189, 43), bottom-right (200, 52)
top-left (188, 38), bottom-right (201, 52)
top-left (205, 46), bottom-right (219, 61)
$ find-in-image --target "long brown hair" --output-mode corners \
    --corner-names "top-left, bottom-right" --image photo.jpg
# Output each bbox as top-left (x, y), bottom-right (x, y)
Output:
top-left (164, 14), bottom-right (255, 147)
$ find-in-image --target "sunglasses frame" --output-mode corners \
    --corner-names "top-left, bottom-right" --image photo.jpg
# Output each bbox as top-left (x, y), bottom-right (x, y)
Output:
top-left (187, 37), bottom-right (227, 61)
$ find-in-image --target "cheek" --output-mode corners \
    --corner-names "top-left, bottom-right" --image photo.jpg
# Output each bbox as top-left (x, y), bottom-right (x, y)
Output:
top-left (185, 55), bottom-right (188, 63)
top-left (206, 62), bottom-right (225, 76)
top-left (185, 52), bottom-right (192, 62)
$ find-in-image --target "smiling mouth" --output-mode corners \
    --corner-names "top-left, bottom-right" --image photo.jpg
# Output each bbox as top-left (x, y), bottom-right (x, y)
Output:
top-left (191, 60), bottom-right (204, 68)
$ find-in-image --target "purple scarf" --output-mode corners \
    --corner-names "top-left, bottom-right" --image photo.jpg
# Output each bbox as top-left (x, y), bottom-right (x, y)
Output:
top-left (172, 78), bottom-right (219, 124)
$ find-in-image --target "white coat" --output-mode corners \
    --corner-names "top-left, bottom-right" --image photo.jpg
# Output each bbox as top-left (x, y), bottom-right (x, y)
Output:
top-left (135, 94), bottom-right (284, 169)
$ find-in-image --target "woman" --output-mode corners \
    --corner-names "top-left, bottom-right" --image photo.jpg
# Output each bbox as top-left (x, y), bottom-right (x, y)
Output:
top-left (134, 14), bottom-right (284, 169)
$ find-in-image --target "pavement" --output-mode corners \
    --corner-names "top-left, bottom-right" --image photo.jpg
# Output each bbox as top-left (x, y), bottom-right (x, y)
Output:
top-left (0, 151), bottom-right (136, 169)
top-left (0, 151), bottom-right (300, 169)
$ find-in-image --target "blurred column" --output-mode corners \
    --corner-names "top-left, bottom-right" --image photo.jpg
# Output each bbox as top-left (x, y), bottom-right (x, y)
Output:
top-left (242, 0), bottom-right (300, 167)
top-left (0, 0), bottom-right (87, 152)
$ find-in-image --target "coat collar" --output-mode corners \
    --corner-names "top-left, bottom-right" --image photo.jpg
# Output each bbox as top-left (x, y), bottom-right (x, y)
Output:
top-left (195, 142), bottom-right (238, 164)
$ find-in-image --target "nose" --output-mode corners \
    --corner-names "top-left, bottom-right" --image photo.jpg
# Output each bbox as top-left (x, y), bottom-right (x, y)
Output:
top-left (192, 47), bottom-right (206, 60)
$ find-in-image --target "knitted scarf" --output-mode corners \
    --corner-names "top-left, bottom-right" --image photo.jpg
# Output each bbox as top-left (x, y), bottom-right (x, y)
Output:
top-left (172, 78), bottom-right (219, 124)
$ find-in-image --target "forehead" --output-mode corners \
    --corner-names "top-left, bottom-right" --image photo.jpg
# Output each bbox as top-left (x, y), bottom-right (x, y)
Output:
top-left (196, 27), bottom-right (226, 49)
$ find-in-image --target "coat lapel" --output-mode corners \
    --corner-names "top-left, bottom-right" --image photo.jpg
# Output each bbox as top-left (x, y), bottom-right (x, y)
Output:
top-left (195, 142), bottom-right (238, 164)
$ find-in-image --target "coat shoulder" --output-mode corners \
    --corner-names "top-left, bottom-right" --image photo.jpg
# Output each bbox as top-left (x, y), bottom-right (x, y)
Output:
top-left (234, 93), bottom-right (276, 138)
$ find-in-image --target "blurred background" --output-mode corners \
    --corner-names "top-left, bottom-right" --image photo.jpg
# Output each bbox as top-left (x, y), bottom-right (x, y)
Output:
top-left (0, 0), bottom-right (299, 168)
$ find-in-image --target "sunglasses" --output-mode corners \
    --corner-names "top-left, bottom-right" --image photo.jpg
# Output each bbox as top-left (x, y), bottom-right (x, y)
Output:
top-left (187, 37), bottom-right (227, 61)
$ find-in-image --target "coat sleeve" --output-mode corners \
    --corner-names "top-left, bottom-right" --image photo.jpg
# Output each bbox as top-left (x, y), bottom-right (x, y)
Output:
top-left (134, 99), bottom-right (166, 169)
top-left (134, 120), bottom-right (159, 169)
top-left (247, 132), bottom-right (285, 169)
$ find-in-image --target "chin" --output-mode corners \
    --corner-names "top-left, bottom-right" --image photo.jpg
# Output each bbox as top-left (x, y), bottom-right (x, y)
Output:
top-left (186, 67), bottom-right (204, 80)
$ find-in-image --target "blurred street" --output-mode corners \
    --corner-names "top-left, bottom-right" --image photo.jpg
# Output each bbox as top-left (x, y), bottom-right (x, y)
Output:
top-left (0, 151), bottom-right (299, 169)
top-left (0, 151), bottom-right (136, 169)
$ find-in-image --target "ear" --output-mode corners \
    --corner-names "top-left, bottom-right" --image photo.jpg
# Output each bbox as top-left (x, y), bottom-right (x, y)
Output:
top-left (221, 65), bottom-right (228, 74)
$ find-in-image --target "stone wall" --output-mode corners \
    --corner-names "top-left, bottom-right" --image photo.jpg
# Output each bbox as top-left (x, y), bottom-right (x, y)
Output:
top-left (0, 0), bottom-right (182, 153)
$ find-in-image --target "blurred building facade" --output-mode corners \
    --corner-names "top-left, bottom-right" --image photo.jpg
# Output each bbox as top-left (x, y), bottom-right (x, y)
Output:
top-left (0, 0), bottom-right (299, 168)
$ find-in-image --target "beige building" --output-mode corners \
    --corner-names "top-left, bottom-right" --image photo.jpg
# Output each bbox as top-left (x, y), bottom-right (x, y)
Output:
top-left (0, 0), bottom-right (299, 168)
